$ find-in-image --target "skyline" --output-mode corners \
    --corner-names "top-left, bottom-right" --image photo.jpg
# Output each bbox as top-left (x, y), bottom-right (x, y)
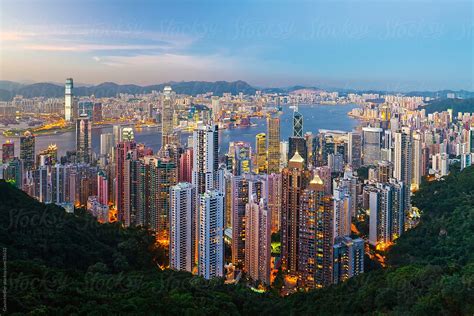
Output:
top-left (1, 0), bottom-right (473, 91)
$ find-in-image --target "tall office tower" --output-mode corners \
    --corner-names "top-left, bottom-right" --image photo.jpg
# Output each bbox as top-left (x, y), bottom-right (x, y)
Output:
top-left (232, 141), bottom-right (252, 175)
top-left (64, 78), bottom-right (74, 121)
top-left (362, 127), bottom-right (383, 165)
top-left (348, 132), bottom-right (362, 169)
top-left (198, 189), bottom-right (225, 279)
top-left (333, 186), bottom-right (351, 240)
top-left (170, 182), bottom-right (196, 273)
top-left (100, 133), bottom-right (114, 166)
top-left (113, 125), bottom-right (121, 145)
top-left (76, 113), bottom-right (92, 164)
top-left (411, 132), bottom-right (422, 191)
top-left (97, 170), bottom-right (108, 206)
top-left (245, 195), bottom-right (271, 284)
top-left (293, 106), bottom-right (303, 137)
top-left (115, 140), bottom-right (137, 223)
top-left (377, 160), bottom-right (393, 183)
top-left (333, 236), bottom-right (364, 284)
top-left (211, 96), bottom-right (220, 121)
top-left (267, 173), bottom-right (282, 232)
top-left (288, 137), bottom-right (308, 165)
top-left (267, 116), bottom-right (281, 174)
top-left (255, 133), bottom-right (267, 174)
top-left (281, 151), bottom-right (311, 274)
top-left (298, 173), bottom-right (325, 288)
top-left (368, 180), bottom-right (405, 247)
top-left (192, 124), bottom-right (219, 196)
top-left (394, 127), bottom-right (412, 213)
top-left (2, 140), bottom-right (14, 163)
top-left (121, 127), bottom-right (135, 142)
top-left (161, 86), bottom-right (174, 147)
top-left (20, 131), bottom-right (35, 172)
top-left (231, 174), bottom-right (266, 267)
top-left (179, 148), bottom-right (193, 183)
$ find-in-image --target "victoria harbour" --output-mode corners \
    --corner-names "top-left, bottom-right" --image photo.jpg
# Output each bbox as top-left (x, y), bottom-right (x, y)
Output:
top-left (0, 104), bottom-right (358, 157)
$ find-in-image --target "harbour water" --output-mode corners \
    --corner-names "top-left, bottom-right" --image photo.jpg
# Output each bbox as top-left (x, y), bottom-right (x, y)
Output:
top-left (1, 104), bottom-right (359, 157)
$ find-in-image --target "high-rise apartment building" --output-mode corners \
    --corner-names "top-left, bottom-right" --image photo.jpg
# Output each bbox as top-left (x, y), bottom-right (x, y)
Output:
top-left (20, 131), bottom-right (35, 172)
top-left (245, 195), bottom-right (271, 284)
top-left (348, 132), bottom-right (362, 169)
top-left (198, 189), bottom-right (225, 279)
top-left (170, 182), bottom-right (196, 273)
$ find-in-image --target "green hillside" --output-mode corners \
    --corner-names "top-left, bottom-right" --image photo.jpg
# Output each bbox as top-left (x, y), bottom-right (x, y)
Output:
top-left (2, 167), bottom-right (474, 315)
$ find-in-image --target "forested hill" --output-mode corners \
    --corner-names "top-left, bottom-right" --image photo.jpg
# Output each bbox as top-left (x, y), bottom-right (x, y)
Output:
top-left (423, 98), bottom-right (474, 115)
top-left (0, 80), bottom-right (257, 100)
top-left (2, 167), bottom-right (474, 314)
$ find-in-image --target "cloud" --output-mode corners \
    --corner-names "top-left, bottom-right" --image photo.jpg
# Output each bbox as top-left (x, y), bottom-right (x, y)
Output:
top-left (23, 43), bottom-right (171, 52)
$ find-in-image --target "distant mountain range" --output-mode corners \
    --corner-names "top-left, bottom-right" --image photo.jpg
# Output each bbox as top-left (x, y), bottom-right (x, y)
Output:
top-left (0, 80), bottom-right (472, 101)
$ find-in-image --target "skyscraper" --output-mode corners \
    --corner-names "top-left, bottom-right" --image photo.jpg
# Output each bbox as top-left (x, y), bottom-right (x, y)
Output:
top-left (293, 106), bottom-right (303, 137)
top-left (161, 86), bottom-right (174, 146)
top-left (394, 127), bottom-right (412, 213)
top-left (100, 133), bottom-right (114, 166)
top-left (255, 133), bottom-right (267, 174)
top-left (231, 173), bottom-right (266, 268)
top-left (362, 127), bottom-right (383, 165)
top-left (192, 124), bottom-right (219, 196)
top-left (281, 151), bottom-right (311, 274)
top-left (20, 131), bottom-right (35, 172)
top-left (288, 137), bottom-right (308, 166)
top-left (179, 148), bottom-right (193, 183)
top-left (198, 189), bottom-right (225, 279)
top-left (2, 140), bottom-right (14, 163)
top-left (155, 157), bottom-right (178, 243)
top-left (170, 182), bottom-right (196, 273)
top-left (348, 132), bottom-right (362, 169)
top-left (76, 113), bottom-right (92, 164)
top-left (211, 96), bottom-right (220, 122)
top-left (267, 173), bottom-right (282, 232)
top-left (64, 78), bottom-right (73, 121)
top-left (368, 180), bottom-right (405, 247)
top-left (267, 116), bottom-right (281, 174)
top-left (298, 173), bottom-right (325, 288)
top-left (232, 141), bottom-right (252, 176)
top-left (411, 131), bottom-right (422, 191)
top-left (115, 140), bottom-right (137, 223)
top-left (245, 195), bottom-right (271, 284)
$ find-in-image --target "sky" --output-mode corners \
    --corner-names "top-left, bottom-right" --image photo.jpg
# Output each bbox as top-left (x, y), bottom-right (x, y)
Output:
top-left (0, 0), bottom-right (472, 91)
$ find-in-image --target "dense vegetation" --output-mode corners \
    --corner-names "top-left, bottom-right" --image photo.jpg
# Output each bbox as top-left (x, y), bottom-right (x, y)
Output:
top-left (423, 98), bottom-right (474, 115)
top-left (2, 166), bottom-right (474, 314)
